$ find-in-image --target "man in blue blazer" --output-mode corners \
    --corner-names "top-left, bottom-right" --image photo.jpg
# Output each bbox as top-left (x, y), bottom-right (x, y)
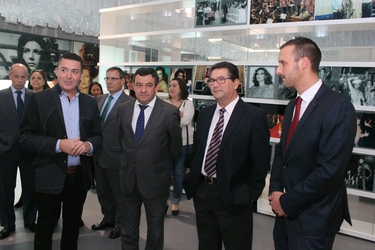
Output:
top-left (183, 61), bottom-right (270, 249)
top-left (269, 37), bottom-right (357, 250)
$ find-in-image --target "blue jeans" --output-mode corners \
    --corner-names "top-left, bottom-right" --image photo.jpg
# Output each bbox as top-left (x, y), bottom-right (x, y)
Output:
top-left (170, 144), bottom-right (192, 205)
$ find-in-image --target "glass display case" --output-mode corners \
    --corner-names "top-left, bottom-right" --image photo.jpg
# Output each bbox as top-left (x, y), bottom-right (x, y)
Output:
top-left (99, 0), bottom-right (375, 241)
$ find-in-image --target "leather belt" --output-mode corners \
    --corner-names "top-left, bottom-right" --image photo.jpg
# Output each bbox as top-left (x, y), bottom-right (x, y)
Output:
top-left (66, 165), bottom-right (81, 174)
top-left (201, 174), bottom-right (216, 184)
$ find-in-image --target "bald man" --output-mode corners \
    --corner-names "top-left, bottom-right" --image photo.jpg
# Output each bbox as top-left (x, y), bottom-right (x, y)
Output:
top-left (0, 64), bottom-right (37, 239)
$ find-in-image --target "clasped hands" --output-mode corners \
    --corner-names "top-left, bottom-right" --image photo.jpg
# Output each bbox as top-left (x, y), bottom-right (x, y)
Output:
top-left (60, 137), bottom-right (91, 156)
top-left (268, 191), bottom-right (287, 217)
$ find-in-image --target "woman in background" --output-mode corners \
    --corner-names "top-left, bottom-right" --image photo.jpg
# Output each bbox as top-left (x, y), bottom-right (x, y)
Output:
top-left (166, 78), bottom-right (194, 215)
top-left (88, 82), bottom-right (103, 98)
top-left (27, 69), bottom-right (50, 92)
top-left (248, 67), bottom-right (274, 98)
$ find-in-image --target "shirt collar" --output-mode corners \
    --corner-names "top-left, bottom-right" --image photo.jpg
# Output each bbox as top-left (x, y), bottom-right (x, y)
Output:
top-left (298, 80), bottom-right (322, 103)
top-left (11, 86), bottom-right (25, 93)
top-left (135, 95), bottom-right (157, 109)
top-left (109, 90), bottom-right (123, 100)
top-left (215, 96), bottom-right (239, 116)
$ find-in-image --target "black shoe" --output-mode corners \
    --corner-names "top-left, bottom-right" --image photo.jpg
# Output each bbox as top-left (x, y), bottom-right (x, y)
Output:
top-left (0, 226), bottom-right (15, 239)
top-left (14, 199), bottom-right (23, 208)
top-left (24, 222), bottom-right (37, 232)
top-left (109, 226), bottom-right (121, 239)
top-left (91, 221), bottom-right (114, 230)
top-left (171, 204), bottom-right (179, 216)
top-left (79, 219), bottom-right (84, 228)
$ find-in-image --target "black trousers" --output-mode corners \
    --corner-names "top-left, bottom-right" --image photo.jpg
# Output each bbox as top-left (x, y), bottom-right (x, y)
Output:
top-left (273, 216), bottom-right (336, 250)
top-left (193, 180), bottom-right (253, 250)
top-left (34, 168), bottom-right (87, 250)
top-left (121, 180), bottom-right (168, 250)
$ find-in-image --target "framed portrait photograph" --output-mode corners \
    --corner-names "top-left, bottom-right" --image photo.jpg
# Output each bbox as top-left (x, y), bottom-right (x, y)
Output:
top-left (246, 66), bottom-right (277, 99)
top-left (346, 153), bottom-right (375, 192)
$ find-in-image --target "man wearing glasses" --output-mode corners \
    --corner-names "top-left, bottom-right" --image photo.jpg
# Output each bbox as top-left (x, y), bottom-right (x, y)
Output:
top-left (91, 67), bottom-right (131, 239)
top-left (183, 61), bottom-right (270, 249)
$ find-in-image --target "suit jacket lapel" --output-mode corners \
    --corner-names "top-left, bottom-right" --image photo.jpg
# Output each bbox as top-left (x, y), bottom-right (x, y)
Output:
top-left (51, 85), bottom-right (67, 133)
top-left (285, 84), bottom-right (327, 153)
top-left (6, 87), bottom-right (19, 119)
top-left (219, 99), bottom-right (246, 153)
top-left (97, 93), bottom-right (108, 113)
top-left (139, 97), bottom-right (162, 145)
top-left (103, 92), bottom-right (128, 128)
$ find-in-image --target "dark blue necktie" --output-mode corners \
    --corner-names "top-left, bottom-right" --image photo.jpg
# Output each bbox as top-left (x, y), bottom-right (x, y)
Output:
top-left (16, 90), bottom-right (24, 119)
top-left (135, 105), bottom-right (148, 143)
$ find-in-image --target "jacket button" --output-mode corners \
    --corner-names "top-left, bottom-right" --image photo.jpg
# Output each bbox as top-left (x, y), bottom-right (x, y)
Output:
top-left (283, 166), bottom-right (286, 169)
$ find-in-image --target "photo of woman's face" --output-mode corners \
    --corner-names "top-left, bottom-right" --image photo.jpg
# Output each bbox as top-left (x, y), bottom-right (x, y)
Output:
top-left (23, 41), bottom-right (42, 71)
top-left (80, 69), bottom-right (91, 91)
top-left (256, 69), bottom-right (265, 82)
top-left (157, 70), bottom-right (163, 80)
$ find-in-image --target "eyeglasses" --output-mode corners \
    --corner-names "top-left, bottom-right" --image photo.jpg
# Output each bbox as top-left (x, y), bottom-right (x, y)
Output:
top-left (104, 77), bottom-right (122, 81)
top-left (207, 77), bottom-right (233, 86)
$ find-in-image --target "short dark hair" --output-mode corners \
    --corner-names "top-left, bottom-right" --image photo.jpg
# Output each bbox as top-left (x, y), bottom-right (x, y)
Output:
top-left (210, 61), bottom-right (239, 80)
top-left (168, 78), bottom-right (189, 100)
top-left (106, 66), bottom-right (125, 79)
top-left (280, 37), bottom-right (321, 73)
top-left (88, 82), bottom-right (103, 95)
top-left (58, 53), bottom-right (83, 71)
top-left (133, 67), bottom-right (159, 86)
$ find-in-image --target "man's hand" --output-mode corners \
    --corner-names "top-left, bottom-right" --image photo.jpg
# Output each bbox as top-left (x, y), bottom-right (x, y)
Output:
top-left (60, 138), bottom-right (91, 156)
top-left (268, 191), bottom-right (287, 217)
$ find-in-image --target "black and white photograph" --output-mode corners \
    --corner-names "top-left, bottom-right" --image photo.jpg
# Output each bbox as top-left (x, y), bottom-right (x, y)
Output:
top-left (277, 75), bottom-right (297, 100)
top-left (315, 0), bottom-right (375, 20)
top-left (195, 0), bottom-right (248, 27)
top-left (322, 66), bottom-right (375, 106)
top-left (246, 66), bottom-right (276, 99)
top-left (355, 112), bottom-right (375, 149)
top-left (250, 0), bottom-right (315, 24)
top-left (345, 154), bottom-right (375, 192)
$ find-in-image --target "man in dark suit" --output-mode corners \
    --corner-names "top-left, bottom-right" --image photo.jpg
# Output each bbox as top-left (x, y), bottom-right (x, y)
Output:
top-left (91, 67), bottom-right (131, 238)
top-left (0, 63), bottom-right (37, 239)
top-left (183, 61), bottom-right (270, 250)
top-left (269, 37), bottom-right (357, 250)
top-left (117, 67), bottom-right (182, 250)
top-left (19, 53), bottom-right (102, 250)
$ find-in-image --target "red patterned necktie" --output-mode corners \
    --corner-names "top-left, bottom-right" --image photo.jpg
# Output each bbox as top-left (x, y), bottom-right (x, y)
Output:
top-left (286, 97), bottom-right (302, 149)
top-left (204, 108), bottom-right (226, 177)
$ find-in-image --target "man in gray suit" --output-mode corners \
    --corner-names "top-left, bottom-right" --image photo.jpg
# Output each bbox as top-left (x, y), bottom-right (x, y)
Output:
top-left (0, 64), bottom-right (37, 239)
top-left (118, 67), bottom-right (182, 250)
top-left (92, 67), bottom-right (131, 238)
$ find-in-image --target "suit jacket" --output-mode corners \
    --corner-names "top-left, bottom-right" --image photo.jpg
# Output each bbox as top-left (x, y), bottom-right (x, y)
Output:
top-left (183, 98), bottom-right (270, 216)
top-left (269, 84), bottom-right (356, 235)
top-left (117, 97), bottom-right (182, 199)
top-left (94, 92), bottom-right (131, 169)
top-left (0, 87), bottom-right (33, 160)
top-left (19, 85), bottom-right (102, 194)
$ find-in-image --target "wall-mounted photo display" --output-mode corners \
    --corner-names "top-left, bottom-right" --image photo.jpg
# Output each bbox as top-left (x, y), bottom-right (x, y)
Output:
top-left (169, 67), bottom-right (193, 93)
top-left (246, 66), bottom-right (278, 99)
top-left (277, 75), bottom-right (297, 100)
top-left (195, 0), bottom-right (248, 27)
top-left (321, 66), bottom-right (375, 106)
top-left (152, 66), bottom-right (170, 93)
top-left (346, 153), bottom-right (375, 192)
top-left (0, 31), bottom-right (72, 81)
top-left (315, 0), bottom-right (375, 20)
top-left (355, 112), bottom-right (375, 149)
top-left (193, 65), bottom-right (246, 96)
top-left (192, 98), bottom-right (217, 124)
top-left (248, 102), bottom-right (286, 138)
top-left (250, 0), bottom-right (315, 24)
